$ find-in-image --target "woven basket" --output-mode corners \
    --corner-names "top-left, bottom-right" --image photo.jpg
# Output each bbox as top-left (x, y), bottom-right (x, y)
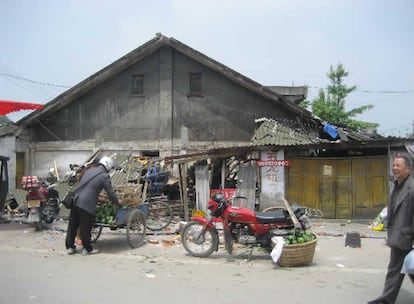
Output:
top-left (99, 184), bottom-right (142, 207)
top-left (278, 236), bottom-right (317, 267)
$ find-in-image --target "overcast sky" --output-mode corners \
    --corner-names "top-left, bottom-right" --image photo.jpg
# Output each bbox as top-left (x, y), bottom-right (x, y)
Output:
top-left (1, 0), bottom-right (413, 136)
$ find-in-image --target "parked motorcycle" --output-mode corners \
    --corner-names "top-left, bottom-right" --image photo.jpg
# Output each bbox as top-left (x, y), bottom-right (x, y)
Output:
top-left (181, 193), bottom-right (311, 257)
top-left (22, 176), bottom-right (60, 230)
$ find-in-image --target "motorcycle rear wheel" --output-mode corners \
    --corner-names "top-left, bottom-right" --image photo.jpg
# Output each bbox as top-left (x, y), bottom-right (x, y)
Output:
top-left (181, 221), bottom-right (218, 257)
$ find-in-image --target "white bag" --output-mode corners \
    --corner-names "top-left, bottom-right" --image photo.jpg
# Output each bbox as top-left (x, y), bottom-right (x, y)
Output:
top-left (401, 250), bottom-right (414, 274)
top-left (270, 236), bottom-right (285, 263)
top-left (379, 207), bottom-right (387, 220)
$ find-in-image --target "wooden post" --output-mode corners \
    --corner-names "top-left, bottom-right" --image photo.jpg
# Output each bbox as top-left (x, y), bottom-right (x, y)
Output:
top-left (178, 163), bottom-right (184, 214)
top-left (221, 159), bottom-right (225, 189)
top-left (179, 163), bottom-right (189, 221)
top-left (141, 179), bottom-right (148, 203)
top-left (281, 197), bottom-right (301, 229)
top-left (53, 159), bottom-right (60, 182)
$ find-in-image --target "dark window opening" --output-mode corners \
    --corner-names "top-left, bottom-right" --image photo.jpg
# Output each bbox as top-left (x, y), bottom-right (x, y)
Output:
top-left (141, 150), bottom-right (159, 157)
top-left (189, 73), bottom-right (203, 96)
top-left (131, 74), bottom-right (144, 95)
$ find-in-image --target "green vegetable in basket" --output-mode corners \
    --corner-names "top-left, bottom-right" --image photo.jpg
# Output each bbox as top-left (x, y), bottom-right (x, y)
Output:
top-left (296, 230), bottom-right (304, 237)
top-left (297, 236), bottom-right (305, 243)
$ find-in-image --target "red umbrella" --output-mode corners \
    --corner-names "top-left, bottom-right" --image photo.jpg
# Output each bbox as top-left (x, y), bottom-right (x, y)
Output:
top-left (0, 99), bottom-right (44, 115)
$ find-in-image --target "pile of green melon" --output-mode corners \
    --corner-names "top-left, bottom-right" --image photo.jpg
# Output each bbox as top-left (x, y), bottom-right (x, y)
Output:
top-left (284, 229), bottom-right (316, 245)
top-left (96, 203), bottom-right (118, 224)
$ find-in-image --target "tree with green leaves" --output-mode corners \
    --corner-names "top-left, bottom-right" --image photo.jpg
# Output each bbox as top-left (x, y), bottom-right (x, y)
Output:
top-left (0, 116), bottom-right (13, 125)
top-left (300, 63), bottom-right (378, 132)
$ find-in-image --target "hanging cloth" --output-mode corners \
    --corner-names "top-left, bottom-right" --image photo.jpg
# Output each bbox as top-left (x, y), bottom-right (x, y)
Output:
top-left (0, 99), bottom-right (44, 115)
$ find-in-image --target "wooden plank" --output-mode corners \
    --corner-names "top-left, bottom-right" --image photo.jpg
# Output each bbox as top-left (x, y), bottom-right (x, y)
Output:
top-left (178, 163), bottom-right (189, 221)
top-left (236, 161), bottom-right (256, 209)
top-left (281, 197), bottom-right (301, 229)
top-left (195, 165), bottom-right (209, 211)
top-left (335, 159), bottom-right (351, 219)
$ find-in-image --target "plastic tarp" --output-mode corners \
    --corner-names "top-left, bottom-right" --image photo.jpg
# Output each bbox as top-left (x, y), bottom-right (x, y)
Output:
top-left (0, 100), bottom-right (44, 115)
top-left (323, 123), bottom-right (339, 140)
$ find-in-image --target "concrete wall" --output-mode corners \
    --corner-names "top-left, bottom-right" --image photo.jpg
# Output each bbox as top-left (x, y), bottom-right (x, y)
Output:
top-left (28, 46), bottom-right (296, 151)
top-left (33, 147), bottom-right (94, 180)
top-left (0, 135), bottom-right (16, 190)
top-left (172, 51), bottom-right (288, 145)
top-left (32, 49), bottom-right (164, 144)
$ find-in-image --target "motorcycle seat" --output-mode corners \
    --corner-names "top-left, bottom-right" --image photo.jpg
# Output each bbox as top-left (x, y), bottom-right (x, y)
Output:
top-left (255, 207), bottom-right (305, 224)
top-left (255, 209), bottom-right (292, 224)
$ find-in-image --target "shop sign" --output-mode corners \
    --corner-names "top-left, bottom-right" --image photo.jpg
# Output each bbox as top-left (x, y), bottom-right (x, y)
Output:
top-left (256, 160), bottom-right (290, 167)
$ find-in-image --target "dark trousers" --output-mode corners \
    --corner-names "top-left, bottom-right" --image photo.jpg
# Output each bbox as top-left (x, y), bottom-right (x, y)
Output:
top-left (65, 205), bottom-right (95, 252)
top-left (370, 247), bottom-right (414, 304)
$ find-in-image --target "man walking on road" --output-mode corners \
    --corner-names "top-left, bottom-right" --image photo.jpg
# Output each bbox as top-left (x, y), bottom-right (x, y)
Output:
top-left (369, 153), bottom-right (414, 304)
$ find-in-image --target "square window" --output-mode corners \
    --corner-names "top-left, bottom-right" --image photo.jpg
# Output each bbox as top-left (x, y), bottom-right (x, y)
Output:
top-left (190, 73), bottom-right (202, 96)
top-left (131, 74), bottom-right (144, 95)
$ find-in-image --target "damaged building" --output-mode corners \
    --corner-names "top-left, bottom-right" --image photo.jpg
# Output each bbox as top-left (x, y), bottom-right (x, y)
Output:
top-left (1, 33), bottom-right (413, 219)
top-left (4, 34), bottom-right (318, 189)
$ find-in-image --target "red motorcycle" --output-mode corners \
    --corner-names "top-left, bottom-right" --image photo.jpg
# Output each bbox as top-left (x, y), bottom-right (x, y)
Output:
top-left (181, 193), bottom-right (310, 257)
top-left (22, 176), bottom-right (60, 230)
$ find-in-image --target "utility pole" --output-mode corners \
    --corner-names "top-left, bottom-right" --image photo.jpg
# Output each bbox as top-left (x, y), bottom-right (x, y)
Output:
top-left (412, 120), bottom-right (414, 137)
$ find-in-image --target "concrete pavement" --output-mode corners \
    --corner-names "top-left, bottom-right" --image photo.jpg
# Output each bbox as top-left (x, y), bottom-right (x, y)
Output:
top-left (0, 217), bottom-right (412, 304)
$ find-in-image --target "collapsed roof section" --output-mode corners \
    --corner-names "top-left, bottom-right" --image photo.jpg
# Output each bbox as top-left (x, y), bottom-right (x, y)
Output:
top-left (252, 117), bottom-right (325, 146)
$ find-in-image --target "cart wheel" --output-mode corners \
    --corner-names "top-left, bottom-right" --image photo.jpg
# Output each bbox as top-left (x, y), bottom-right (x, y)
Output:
top-left (91, 226), bottom-right (102, 243)
top-left (146, 200), bottom-right (173, 231)
top-left (126, 209), bottom-right (146, 248)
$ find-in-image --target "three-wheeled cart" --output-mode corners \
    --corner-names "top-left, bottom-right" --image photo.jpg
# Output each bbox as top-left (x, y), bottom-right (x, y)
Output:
top-left (91, 204), bottom-right (148, 248)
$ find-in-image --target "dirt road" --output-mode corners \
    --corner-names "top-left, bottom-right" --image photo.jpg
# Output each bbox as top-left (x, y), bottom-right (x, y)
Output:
top-left (0, 219), bottom-right (413, 304)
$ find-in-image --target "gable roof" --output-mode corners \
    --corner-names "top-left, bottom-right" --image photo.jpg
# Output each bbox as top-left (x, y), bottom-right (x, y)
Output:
top-left (18, 33), bottom-right (317, 127)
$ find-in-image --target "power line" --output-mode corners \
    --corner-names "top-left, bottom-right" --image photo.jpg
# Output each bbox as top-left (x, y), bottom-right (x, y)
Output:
top-left (0, 65), bottom-right (68, 103)
top-left (2, 75), bottom-right (45, 100)
top-left (0, 71), bottom-right (71, 88)
top-left (307, 86), bottom-right (414, 94)
top-left (358, 90), bottom-right (414, 94)
top-left (2, 70), bottom-right (413, 94)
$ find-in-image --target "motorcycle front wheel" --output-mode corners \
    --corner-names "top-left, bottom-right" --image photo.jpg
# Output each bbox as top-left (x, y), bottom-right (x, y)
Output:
top-left (181, 221), bottom-right (218, 257)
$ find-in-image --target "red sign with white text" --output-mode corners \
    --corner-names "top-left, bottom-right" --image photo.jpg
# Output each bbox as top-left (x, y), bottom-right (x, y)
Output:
top-left (256, 160), bottom-right (290, 167)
